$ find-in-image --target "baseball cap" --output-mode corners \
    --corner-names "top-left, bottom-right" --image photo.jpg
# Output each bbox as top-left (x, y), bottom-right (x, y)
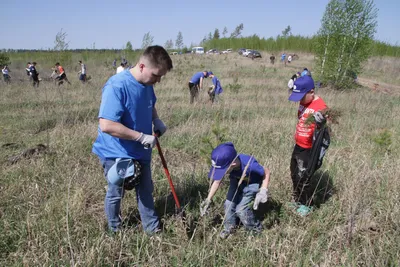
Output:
top-left (107, 158), bottom-right (137, 186)
top-left (208, 142), bottom-right (237, 180)
top-left (208, 71), bottom-right (213, 76)
top-left (288, 75), bottom-right (315, 102)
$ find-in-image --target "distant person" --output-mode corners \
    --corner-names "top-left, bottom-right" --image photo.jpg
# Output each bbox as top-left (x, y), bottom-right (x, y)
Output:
top-left (207, 72), bottom-right (223, 103)
top-left (188, 70), bottom-right (210, 104)
top-left (92, 45), bottom-right (173, 234)
top-left (78, 60), bottom-right (87, 83)
top-left (270, 54), bottom-right (275, 65)
top-left (287, 55), bottom-right (292, 64)
top-left (116, 63), bottom-right (126, 74)
top-left (287, 72), bottom-right (300, 92)
top-left (2, 65), bottom-right (11, 83)
top-left (287, 75), bottom-right (329, 217)
top-left (55, 62), bottom-right (71, 86)
top-left (112, 59), bottom-right (117, 68)
top-left (281, 53), bottom-right (286, 62)
top-left (26, 62), bottom-right (32, 81)
top-left (30, 62), bottom-right (40, 87)
top-left (301, 68), bottom-right (312, 77)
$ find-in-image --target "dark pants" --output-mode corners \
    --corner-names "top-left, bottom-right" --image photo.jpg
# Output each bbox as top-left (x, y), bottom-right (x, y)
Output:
top-left (188, 82), bottom-right (199, 104)
top-left (32, 75), bottom-right (39, 87)
top-left (3, 74), bottom-right (10, 83)
top-left (290, 144), bottom-right (312, 205)
top-left (79, 74), bottom-right (86, 82)
top-left (56, 73), bottom-right (70, 85)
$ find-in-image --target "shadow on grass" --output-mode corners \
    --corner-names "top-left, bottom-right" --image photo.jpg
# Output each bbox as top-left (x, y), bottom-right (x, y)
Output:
top-left (309, 170), bottom-right (334, 208)
top-left (123, 179), bottom-right (209, 235)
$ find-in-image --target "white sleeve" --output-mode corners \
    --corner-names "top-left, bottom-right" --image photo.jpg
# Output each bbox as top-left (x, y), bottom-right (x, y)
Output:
top-left (288, 79), bottom-right (294, 89)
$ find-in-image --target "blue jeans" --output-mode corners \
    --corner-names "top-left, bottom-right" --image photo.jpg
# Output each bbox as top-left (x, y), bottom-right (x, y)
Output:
top-left (224, 183), bottom-right (262, 232)
top-left (101, 159), bottom-right (159, 234)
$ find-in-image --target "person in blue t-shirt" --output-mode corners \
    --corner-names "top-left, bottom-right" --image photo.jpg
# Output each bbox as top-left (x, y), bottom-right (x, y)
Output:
top-left (188, 70), bottom-right (210, 103)
top-left (199, 142), bottom-right (271, 239)
top-left (92, 45), bottom-right (173, 234)
top-left (207, 72), bottom-right (223, 103)
top-left (301, 68), bottom-right (312, 77)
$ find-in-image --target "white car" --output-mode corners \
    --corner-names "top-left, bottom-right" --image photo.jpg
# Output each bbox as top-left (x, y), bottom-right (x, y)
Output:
top-left (192, 47), bottom-right (205, 54)
top-left (221, 48), bottom-right (233, 54)
top-left (242, 49), bottom-right (252, 56)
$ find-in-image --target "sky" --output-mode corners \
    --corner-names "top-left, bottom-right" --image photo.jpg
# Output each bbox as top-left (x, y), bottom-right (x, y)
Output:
top-left (1, 0), bottom-right (399, 50)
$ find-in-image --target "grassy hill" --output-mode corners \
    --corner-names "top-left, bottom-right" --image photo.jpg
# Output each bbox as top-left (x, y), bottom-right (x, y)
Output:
top-left (0, 52), bottom-right (399, 266)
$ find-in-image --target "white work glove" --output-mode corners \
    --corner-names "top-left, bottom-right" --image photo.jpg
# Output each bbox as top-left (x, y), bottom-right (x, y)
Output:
top-left (136, 133), bottom-right (156, 149)
top-left (200, 199), bottom-right (211, 216)
top-left (313, 111), bottom-right (326, 125)
top-left (153, 118), bottom-right (167, 137)
top-left (253, 188), bottom-right (268, 210)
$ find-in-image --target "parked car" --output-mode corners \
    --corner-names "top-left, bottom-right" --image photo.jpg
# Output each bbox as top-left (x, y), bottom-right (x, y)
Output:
top-left (242, 49), bottom-right (253, 57)
top-left (222, 48), bottom-right (233, 54)
top-left (238, 48), bottom-right (247, 55)
top-left (207, 49), bottom-right (220, 54)
top-left (247, 50), bottom-right (262, 58)
top-left (191, 46), bottom-right (205, 54)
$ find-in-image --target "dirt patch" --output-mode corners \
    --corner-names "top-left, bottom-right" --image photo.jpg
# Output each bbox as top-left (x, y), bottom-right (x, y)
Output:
top-left (357, 77), bottom-right (400, 96)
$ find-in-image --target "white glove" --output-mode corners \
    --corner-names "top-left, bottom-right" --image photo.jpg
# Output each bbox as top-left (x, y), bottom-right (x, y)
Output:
top-left (136, 133), bottom-right (156, 149)
top-left (153, 118), bottom-right (167, 137)
top-left (253, 188), bottom-right (268, 210)
top-left (200, 199), bottom-right (211, 216)
top-left (313, 111), bottom-right (326, 125)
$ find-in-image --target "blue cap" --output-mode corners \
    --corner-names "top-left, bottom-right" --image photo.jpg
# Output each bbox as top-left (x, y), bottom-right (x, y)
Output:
top-left (288, 76), bottom-right (315, 102)
top-left (208, 71), bottom-right (213, 76)
top-left (208, 142), bottom-right (237, 180)
top-left (107, 158), bottom-right (137, 186)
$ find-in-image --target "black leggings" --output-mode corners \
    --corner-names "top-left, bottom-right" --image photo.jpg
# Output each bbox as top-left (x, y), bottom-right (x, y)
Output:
top-left (290, 145), bottom-right (312, 205)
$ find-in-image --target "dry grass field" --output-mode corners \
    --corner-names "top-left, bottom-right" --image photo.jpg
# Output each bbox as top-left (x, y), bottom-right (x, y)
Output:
top-left (0, 52), bottom-right (399, 266)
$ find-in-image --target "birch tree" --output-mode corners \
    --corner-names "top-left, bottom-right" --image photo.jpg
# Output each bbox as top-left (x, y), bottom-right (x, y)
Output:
top-left (314, 0), bottom-right (377, 89)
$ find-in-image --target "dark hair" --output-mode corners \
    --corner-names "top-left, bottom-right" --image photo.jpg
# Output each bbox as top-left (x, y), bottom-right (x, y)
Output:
top-left (55, 62), bottom-right (60, 66)
top-left (32, 62), bottom-right (37, 65)
top-left (142, 45), bottom-right (173, 71)
top-left (79, 60), bottom-right (82, 63)
top-left (27, 62), bottom-right (31, 64)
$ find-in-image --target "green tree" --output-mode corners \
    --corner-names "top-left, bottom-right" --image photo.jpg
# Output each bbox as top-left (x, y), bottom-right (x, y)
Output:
top-left (164, 39), bottom-right (174, 49)
top-left (141, 32), bottom-right (154, 49)
top-left (230, 23), bottom-right (244, 38)
top-left (125, 41), bottom-right (133, 50)
top-left (314, 0), bottom-right (378, 89)
top-left (54, 28), bottom-right (69, 51)
top-left (222, 27), bottom-right (228, 38)
top-left (0, 53), bottom-right (11, 67)
top-left (208, 32), bottom-right (212, 40)
top-left (213, 28), bottom-right (220, 39)
top-left (175, 31), bottom-right (184, 50)
top-left (282, 25), bottom-right (292, 38)
top-left (53, 28), bottom-right (71, 64)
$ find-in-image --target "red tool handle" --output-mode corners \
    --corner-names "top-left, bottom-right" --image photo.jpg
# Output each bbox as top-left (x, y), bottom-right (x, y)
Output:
top-left (155, 133), bottom-right (181, 210)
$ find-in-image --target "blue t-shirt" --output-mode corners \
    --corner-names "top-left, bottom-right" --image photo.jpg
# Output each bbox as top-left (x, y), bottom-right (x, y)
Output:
top-left (212, 76), bottom-right (223, 95)
top-left (226, 154), bottom-right (265, 201)
top-left (190, 72), bottom-right (206, 84)
top-left (92, 71), bottom-right (157, 163)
